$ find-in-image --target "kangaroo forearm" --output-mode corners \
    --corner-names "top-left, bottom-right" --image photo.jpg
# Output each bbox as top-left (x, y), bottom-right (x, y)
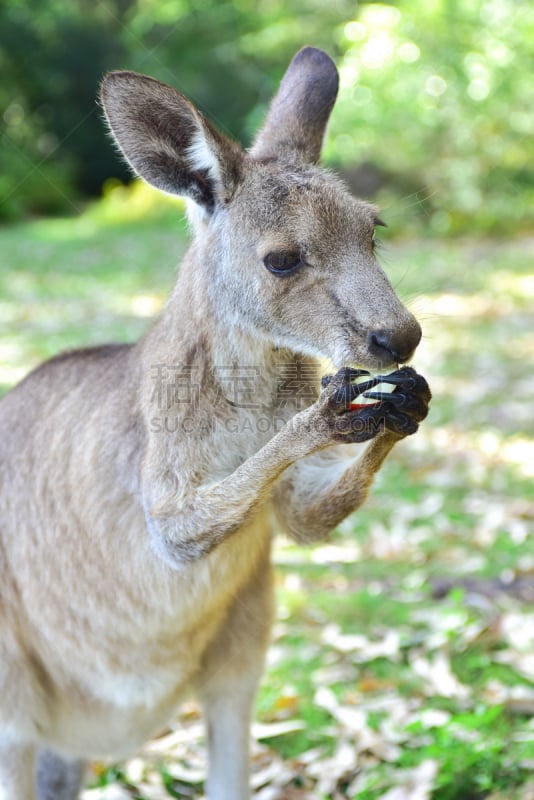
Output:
top-left (145, 491), bottom-right (262, 564)
top-left (144, 408), bottom-right (325, 564)
top-left (274, 431), bottom-right (400, 542)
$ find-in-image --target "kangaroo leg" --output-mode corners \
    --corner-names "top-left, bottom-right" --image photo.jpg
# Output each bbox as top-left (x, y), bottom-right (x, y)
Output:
top-left (203, 684), bottom-right (257, 800)
top-left (0, 740), bottom-right (36, 800)
top-left (196, 540), bottom-right (274, 800)
top-left (35, 749), bottom-right (86, 800)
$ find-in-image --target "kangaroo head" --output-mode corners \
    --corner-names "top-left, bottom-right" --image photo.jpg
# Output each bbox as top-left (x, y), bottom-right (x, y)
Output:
top-left (101, 47), bottom-right (421, 369)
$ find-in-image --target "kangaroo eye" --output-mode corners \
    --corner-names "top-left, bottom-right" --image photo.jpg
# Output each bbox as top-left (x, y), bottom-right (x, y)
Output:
top-left (263, 251), bottom-right (302, 275)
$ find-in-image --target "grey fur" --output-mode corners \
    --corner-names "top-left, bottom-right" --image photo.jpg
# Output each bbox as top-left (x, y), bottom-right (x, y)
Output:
top-left (0, 48), bottom-right (429, 800)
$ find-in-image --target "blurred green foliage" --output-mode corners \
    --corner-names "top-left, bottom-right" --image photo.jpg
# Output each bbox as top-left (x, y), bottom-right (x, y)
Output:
top-left (1, 0), bottom-right (532, 234)
top-left (327, 0), bottom-right (534, 235)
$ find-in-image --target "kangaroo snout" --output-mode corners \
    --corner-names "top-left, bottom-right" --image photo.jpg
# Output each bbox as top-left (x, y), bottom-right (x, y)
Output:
top-left (368, 318), bottom-right (422, 366)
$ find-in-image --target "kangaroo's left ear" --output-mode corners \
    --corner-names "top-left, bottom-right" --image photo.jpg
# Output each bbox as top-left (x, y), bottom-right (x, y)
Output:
top-left (100, 71), bottom-right (243, 214)
top-left (250, 47), bottom-right (339, 165)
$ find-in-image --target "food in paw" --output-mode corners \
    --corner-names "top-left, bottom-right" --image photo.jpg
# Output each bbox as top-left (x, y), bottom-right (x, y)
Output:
top-left (349, 367), bottom-right (397, 409)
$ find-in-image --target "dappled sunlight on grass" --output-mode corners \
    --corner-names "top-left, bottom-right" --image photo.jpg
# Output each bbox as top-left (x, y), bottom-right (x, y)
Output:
top-left (420, 292), bottom-right (517, 319)
top-left (0, 340), bottom-right (33, 386)
top-left (1, 216), bottom-right (533, 799)
top-left (118, 294), bottom-right (165, 318)
top-left (29, 215), bottom-right (103, 243)
top-left (488, 271), bottom-right (534, 305)
top-left (408, 423), bottom-right (534, 482)
top-left (17, 181), bottom-right (187, 244)
top-left (270, 230), bottom-right (531, 752)
top-left (0, 210), bottom-right (185, 382)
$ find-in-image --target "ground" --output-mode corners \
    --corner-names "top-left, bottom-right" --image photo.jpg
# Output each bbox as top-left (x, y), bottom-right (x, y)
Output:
top-left (0, 204), bottom-right (532, 799)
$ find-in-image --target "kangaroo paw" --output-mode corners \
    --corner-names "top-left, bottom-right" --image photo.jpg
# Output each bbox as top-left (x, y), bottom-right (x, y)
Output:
top-left (319, 366), bottom-right (431, 443)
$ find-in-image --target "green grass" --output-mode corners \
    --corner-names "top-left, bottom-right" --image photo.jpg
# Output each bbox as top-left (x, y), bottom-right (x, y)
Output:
top-left (1, 201), bottom-right (533, 799)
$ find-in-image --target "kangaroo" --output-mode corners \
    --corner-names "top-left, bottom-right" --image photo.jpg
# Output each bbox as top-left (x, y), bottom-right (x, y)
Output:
top-left (0, 47), bottom-right (430, 800)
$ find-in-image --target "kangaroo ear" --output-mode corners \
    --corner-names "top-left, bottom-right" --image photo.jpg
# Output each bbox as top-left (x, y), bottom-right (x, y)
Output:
top-left (100, 71), bottom-right (243, 213)
top-left (251, 47), bottom-right (339, 165)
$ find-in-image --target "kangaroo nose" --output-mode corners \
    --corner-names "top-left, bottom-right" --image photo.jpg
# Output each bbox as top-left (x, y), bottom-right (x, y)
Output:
top-left (368, 324), bottom-right (422, 366)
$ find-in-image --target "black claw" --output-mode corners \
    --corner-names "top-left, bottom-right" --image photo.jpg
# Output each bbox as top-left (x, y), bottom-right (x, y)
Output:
top-left (365, 391), bottom-right (418, 409)
top-left (361, 391), bottom-right (381, 401)
top-left (334, 384), bottom-right (361, 406)
top-left (333, 376), bottom-right (390, 408)
top-left (342, 368), bottom-right (371, 382)
top-left (385, 375), bottom-right (417, 389)
top-left (350, 376), bottom-right (383, 395)
top-left (370, 370), bottom-right (417, 389)
top-left (321, 368), bottom-right (371, 393)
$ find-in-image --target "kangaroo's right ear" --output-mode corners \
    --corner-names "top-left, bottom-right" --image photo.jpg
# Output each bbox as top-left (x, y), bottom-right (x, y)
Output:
top-left (100, 71), bottom-right (243, 213)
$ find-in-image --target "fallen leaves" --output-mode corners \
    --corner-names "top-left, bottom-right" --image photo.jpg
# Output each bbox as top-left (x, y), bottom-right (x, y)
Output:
top-left (5, 232), bottom-right (530, 800)
top-left (378, 760), bottom-right (438, 800)
top-left (410, 652), bottom-right (471, 700)
top-left (322, 625), bottom-right (403, 662)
